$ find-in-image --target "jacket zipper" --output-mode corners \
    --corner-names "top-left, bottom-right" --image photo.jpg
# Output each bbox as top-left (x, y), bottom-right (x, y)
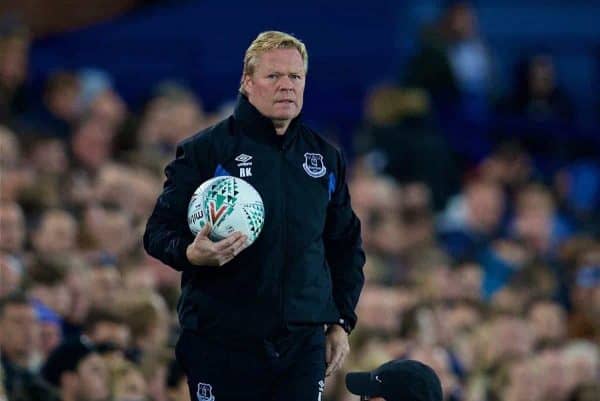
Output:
top-left (279, 144), bottom-right (287, 329)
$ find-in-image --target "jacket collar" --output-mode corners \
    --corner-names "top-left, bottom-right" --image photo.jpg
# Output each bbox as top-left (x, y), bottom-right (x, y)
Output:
top-left (233, 94), bottom-right (301, 148)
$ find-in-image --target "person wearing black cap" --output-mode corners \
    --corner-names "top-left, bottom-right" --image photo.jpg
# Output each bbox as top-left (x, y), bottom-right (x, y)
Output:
top-left (346, 359), bottom-right (443, 401)
top-left (41, 338), bottom-right (110, 401)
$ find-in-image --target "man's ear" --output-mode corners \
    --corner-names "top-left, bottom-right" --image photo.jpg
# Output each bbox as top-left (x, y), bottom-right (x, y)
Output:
top-left (242, 74), bottom-right (252, 94)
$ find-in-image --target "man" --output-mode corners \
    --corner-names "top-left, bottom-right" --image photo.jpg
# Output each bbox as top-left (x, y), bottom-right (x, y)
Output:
top-left (0, 254), bottom-right (22, 297)
top-left (346, 359), bottom-right (443, 401)
top-left (31, 209), bottom-right (78, 255)
top-left (0, 20), bottom-right (30, 126)
top-left (0, 292), bottom-right (38, 396)
top-left (144, 30), bottom-right (365, 401)
top-left (0, 292), bottom-right (57, 401)
top-left (82, 307), bottom-right (131, 363)
top-left (40, 338), bottom-right (110, 401)
top-left (0, 202), bottom-right (25, 257)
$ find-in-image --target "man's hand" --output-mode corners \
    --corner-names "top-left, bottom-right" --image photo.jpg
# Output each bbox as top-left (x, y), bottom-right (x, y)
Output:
top-left (325, 324), bottom-right (350, 376)
top-left (186, 223), bottom-right (247, 266)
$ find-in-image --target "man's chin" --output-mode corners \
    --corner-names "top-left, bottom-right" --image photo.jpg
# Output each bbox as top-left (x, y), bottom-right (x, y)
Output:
top-left (270, 111), bottom-right (299, 121)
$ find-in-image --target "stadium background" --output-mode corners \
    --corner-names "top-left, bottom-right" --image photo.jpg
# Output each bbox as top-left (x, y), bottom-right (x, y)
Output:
top-left (0, 0), bottom-right (599, 400)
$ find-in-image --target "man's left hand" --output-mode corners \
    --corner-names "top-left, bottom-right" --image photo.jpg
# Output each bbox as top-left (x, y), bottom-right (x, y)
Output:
top-left (325, 324), bottom-right (350, 376)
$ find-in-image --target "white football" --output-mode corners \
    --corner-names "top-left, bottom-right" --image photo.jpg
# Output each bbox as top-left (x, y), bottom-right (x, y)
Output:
top-left (187, 176), bottom-right (265, 246)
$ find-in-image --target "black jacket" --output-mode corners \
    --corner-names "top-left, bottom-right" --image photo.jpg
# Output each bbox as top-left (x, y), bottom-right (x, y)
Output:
top-left (144, 95), bottom-right (365, 341)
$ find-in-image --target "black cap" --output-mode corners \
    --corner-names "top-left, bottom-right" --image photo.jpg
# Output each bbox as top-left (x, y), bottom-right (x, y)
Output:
top-left (41, 338), bottom-right (96, 387)
top-left (346, 359), bottom-right (443, 401)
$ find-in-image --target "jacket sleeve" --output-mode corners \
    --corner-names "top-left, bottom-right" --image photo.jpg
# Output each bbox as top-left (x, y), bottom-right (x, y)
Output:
top-left (323, 150), bottom-right (366, 332)
top-left (143, 140), bottom-right (208, 271)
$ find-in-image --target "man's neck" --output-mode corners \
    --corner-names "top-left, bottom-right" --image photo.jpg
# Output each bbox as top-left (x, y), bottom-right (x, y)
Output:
top-left (272, 119), bottom-right (290, 136)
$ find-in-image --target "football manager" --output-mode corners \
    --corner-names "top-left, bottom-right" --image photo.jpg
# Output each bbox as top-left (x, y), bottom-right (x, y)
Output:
top-left (144, 30), bottom-right (365, 401)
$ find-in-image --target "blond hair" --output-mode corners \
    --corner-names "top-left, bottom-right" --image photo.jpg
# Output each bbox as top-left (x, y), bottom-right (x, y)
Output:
top-left (239, 31), bottom-right (308, 94)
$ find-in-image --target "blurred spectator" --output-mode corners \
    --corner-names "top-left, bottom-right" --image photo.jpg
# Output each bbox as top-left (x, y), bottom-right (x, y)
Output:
top-left (451, 262), bottom-right (482, 301)
top-left (23, 135), bottom-right (69, 176)
top-left (527, 298), bottom-right (567, 349)
top-left (501, 53), bottom-right (574, 122)
top-left (30, 209), bottom-right (78, 255)
top-left (94, 163), bottom-right (161, 221)
top-left (403, 1), bottom-right (493, 102)
top-left (41, 338), bottom-right (110, 401)
top-left (87, 263), bottom-right (122, 309)
top-left (488, 357), bottom-right (543, 401)
top-left (568, 252), bottom-right (600, 342)
top-left (0, 293), bottom-right (40, 397)
top-left (526, 298), bottom-right (567, 348)
top-left (562, 341), bottom-right (600, 394)
top-left (0, 126), bottom-right (35, 204)
top-left (511, 183), bottom-right (572, 258)
top-left (78, 68), bottom-right (127, 131)
top-left (118, 291), bottom-right (170, 362)
top-left (22, 259), bottom-right (69, 360)
top-left (18, 136), bottom-right (70, 211)
top-left (25, 71), bottom-right (80, 138)
top-left (0, 125), bottom-right (19, 168)
top-left (83, 307), bottom-right (131, 366)
top-left (0, 254), bottom-right (23, 297)
top-left (61, 257), bottom-right (93, 340)
top-left (357, 285), bottom-right (411, 335)
top-left (135, 82), bottom-right (207, 170)
top-left (71, 116), bottom-right (115, 173)
top-left (0, 20), bottom-right (29, 126)
top-left (24, 258), bottom-right (71, 320)
top-left (34, 302), bottom-right (63, 361)
top-left (110, 361), bottom-right (148, 401)
top-left (0, 202), bottom-right (26, 258)
top-left (555, 160), bottom-right (600, 233)
top-left (139, 349), bottom-right (171, 401)
top-left (81, 204), bottom-right (137, 263)
top-left (438, 178), bottom-right (505, 261)
top-left (349, 175), bottom-right (407, 273)
top-left (357, 85), bottom-right (459, 210)
top-left (478, 141), bottom-right (534, 193)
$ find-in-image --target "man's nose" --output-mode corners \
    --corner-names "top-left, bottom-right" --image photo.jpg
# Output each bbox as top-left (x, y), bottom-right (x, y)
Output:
top-left (278, 76), bottom-right (294, 90)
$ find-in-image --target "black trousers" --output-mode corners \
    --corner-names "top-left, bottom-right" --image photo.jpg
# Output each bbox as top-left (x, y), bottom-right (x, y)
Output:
top-left (175, 326), bottom-right (326, 401)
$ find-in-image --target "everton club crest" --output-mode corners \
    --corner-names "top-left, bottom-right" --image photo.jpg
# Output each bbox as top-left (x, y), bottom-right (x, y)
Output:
top-left (302, 153), bottom-right (327, 178)
top-left (197, 382), bottom-right (215, 401)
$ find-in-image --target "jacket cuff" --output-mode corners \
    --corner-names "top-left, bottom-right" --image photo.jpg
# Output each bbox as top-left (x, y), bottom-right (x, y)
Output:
top-left (331, 317), bottom-right (353, 335)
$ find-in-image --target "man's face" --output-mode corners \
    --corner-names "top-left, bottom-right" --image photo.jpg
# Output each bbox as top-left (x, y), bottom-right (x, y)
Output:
top-left (528, 302), bottom-right (566, 343)
top-left (89, 267), bottom-right (121, 307)
top-left (76, 353), bottom-right (110, 401)
top-left (0, 37), bottom-right (29, 88)
top-left (0, 303), bottom-right (37, 363)
top-left (90, 321), bottom-right (130, 350)
top-left (33, 211), bottom-right (77, 254)
top-left (244, 48), bottom-right (305, 125)
top-left (0, 203), bottom-right (25, 253)
top-left (0, 255), bottom-right (22, 296)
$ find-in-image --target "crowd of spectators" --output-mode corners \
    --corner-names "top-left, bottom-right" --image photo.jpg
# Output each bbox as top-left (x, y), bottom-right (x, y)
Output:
top-left (1, 2), bottom-right (599, 401)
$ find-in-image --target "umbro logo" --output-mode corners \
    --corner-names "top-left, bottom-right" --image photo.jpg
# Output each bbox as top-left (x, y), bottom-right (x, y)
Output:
top-left (235, 154), bottom-right (252, 163)
top-left (235, 154), bottom-right (253, 177)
